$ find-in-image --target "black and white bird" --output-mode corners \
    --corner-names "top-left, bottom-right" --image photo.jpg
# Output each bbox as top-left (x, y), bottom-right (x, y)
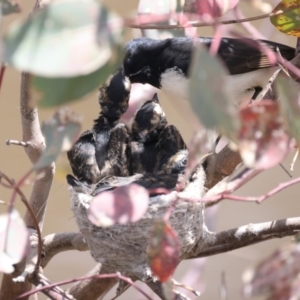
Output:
top-left (123, 37), bottom-right (295, 103)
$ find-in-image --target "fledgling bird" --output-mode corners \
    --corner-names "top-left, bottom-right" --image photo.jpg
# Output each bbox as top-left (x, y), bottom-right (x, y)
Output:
top-left (67, 69), bottom-right (132, 184)
top-left (123, 37), bottom-right (295, 103)
top-left (131, 93), bottom-right (188, 177)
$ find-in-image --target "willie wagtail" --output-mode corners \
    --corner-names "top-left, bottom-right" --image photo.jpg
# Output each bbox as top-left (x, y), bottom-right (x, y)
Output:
top-left (123, 37), bottom-right (295, 103)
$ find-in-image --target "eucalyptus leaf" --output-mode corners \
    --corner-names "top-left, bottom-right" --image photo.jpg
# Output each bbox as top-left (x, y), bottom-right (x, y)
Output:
top-left (3, 0), bottom-right (122, 77)
top-left (88, 184), bottom-right (149, 228)
top-left (277, 75), bottom-right (300, 143)
top-left (270, 0), bottom-right (300, 37)
top-left (238, 102), bottom-right (289, 169)
top-left (32, 46), bottom-right (122, 107)
top-left (0, 209), bottom-right (28, 274)
top-left (188, 44), bottom-right (239, 140)
top-left (0, 0), bottom-right (21, 15)
top-left (34, 107), bottom-right (81, 170)
top-left (147, 220), bottom-right (180, 283)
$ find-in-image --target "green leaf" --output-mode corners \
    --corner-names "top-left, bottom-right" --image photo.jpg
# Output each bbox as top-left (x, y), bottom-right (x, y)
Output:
top-left (1, 0), bottom-right (21, 15)
top-left (188, 45), bottom-right (239, 140)
top-left (276, 75), bottom-right (300, 143)
top-left (34, 107), bottom-right (81, 170)
top-left (3, 0), bottom-right (123, 77)
top-left (32, 46), bottom-right (122, 107)
top-left (270, 0), bottom-right (300, 37)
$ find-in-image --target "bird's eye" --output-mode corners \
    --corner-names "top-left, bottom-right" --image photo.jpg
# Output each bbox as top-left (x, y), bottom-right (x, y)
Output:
top-left (124, 53), bottom-right (131, 66)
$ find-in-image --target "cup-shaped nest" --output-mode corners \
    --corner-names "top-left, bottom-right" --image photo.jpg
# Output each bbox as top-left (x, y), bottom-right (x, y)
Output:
top-left (69, 186), bottom-right (205, 280)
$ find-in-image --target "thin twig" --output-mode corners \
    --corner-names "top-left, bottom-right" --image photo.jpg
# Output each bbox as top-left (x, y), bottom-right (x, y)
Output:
top-left (217, 175), bottom-right (300, 203)
top-left (200, 173), bottom-right (300, 203)
top-left (172, 279), bottom-right (201, 297)
top-left (17, 273), bottom-right (152, 300)
top-left (296, 37), bottom-right (300, 55)
top-left (256, 69), bottom-right (281, 101)
top-left (68, 264), bottom-right (117, 300)
top-left (279, 163), bottom-right (292, 178)
top-left (0, 64), bottom-right (6, 91)
top-left (126, 5), bottom-right (300, 29)
top-left (219, 272), bottom-right (227, 300)
top-left (291, 148), bottom-right (299, 171)
top-left (31, 274), bottom-right (73, 300)
top-left (6, 139), bottom-right (28, 147)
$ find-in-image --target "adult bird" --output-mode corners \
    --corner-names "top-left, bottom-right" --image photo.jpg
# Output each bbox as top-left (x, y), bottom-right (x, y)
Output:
top-left (123, 37), bottom-right (295, 103)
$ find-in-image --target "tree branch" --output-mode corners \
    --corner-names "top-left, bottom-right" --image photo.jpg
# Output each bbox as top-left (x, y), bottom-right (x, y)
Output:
top-left (41, 232), bottom-right (88, 268)
top-left (17, 273), bottom-right (152, 300)
top-left (188, 217), bottom-right (300, 259)
top-left (0, 72), bottom-right (55, 299)
top-left (67, 264), bottom-right (118, 300)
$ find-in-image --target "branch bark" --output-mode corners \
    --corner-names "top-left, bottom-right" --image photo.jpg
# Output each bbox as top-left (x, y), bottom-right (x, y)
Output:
top-left (41, 232), bottom-right (88, 268)
top-left (67, 264), bottom-right (118, 300)
top-left (188, 217), bottom-right (300, 259)
top-left (0, 72), bottom-right (55, 299)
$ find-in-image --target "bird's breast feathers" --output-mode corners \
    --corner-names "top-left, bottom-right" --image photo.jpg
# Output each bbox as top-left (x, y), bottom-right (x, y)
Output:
top-left (159, 66), bottom-right (279, 104)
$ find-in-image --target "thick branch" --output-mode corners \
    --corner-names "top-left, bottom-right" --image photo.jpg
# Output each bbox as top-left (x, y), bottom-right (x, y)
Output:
top-left (0, 71), bottom-right (55, 299)
top-left (41, 232), bottom-right (88, 268)
top-left (67, 264), bottom-right (117, 300)
top-left (189, 217), bottom-right (300, 259)
top-left (20, 73), bottom-right (55, 228)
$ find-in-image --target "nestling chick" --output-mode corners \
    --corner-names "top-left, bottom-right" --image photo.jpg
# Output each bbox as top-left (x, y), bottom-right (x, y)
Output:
top-left (67, 69), bottom-right (132, 184)
top-left (131, 94), bottom-right (188, 177)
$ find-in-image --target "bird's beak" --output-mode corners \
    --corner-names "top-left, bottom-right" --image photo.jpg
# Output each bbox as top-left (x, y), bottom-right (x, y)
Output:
top-left (152, 93), bottom-right (159, 103)
top-left (127, 66), bottom-right (151, 84)
top-left (127, 70), bottom-right (143, 83)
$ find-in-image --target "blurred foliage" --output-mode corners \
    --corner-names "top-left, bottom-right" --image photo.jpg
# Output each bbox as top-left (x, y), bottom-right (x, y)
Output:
top-left (243, 243), bottom-right (300, 300)
top-left (277, 76), bottom-right (300, 145)
top-left (35, 107), bottom-right (81, 170)
top-left (147, 220), bottom-right (180, 283)
top-left (0, 210), bottom-right (28, 274)
top-left (271, 0), bottom-right (300, 37)
top-left (3, 0), bottom-right (124, 106)
top-left (189, 44), bottom-right (239, 141)
top-left (238, 102), bottom-right (290, 169)
top-left (0, 0), bottom-right (21, 15)
top-left (89, 184), bottom-right (149, 227)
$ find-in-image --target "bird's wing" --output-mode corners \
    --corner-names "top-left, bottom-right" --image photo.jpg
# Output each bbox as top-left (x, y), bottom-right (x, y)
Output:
top-left (200, 37), bottom-right (295, 75)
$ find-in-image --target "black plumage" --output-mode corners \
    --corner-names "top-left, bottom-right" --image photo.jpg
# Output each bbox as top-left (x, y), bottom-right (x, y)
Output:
top-left (123, 37), bottom-right (295, 104)
top-left (67, 69), bottom-right (132, 184)
top-left (123, 37), bottom-right (295, 86)
top-left (131, 93), bottom-right (188, 176)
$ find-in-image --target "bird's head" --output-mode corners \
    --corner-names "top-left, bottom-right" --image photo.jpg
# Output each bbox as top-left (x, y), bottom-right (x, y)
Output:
top-left (99, 69), bottom-right (131, 119)
top-left (132, 93), bottom-right (167, 143)
top-left (123, 38), bottom-right (171, 88)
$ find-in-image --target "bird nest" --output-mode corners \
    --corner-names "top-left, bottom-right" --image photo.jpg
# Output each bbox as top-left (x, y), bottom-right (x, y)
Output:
top-left (67, 69), bottom-right (207, 280)
top-left (70, 186), bottom-right (205, 280)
